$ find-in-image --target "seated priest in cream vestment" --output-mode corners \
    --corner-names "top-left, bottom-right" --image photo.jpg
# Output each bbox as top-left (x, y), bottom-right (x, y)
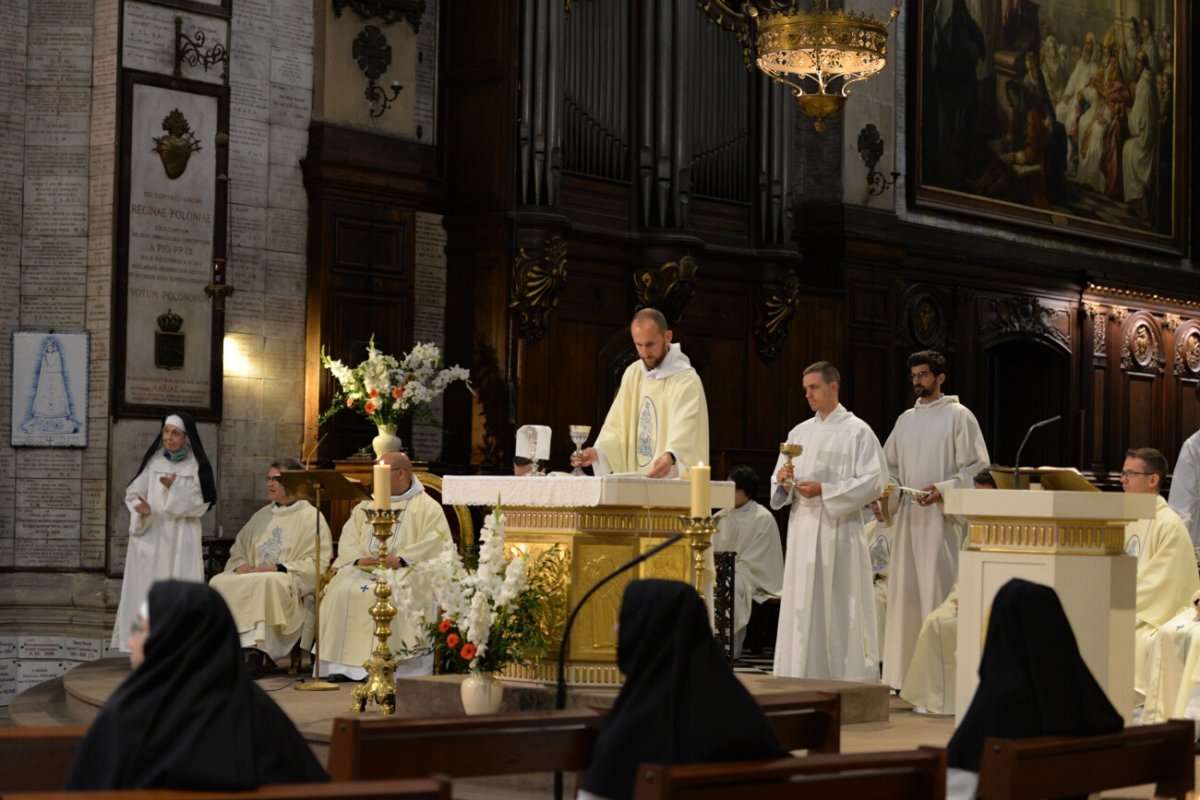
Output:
top-left (572, 308), bottom-right (709, 478)
top-left (209, 459), bottom-right (332, 669)
top-left (898, 470), bottom-right (996, 715)
top-left (713, 466), bottom-right (783, 656)
top-left (1121, 448), bottom-right (1200, 707)
top-left (318, 451), bottom-right (451, 681)
top-left (1139, 590), bottom-right (1200, 734)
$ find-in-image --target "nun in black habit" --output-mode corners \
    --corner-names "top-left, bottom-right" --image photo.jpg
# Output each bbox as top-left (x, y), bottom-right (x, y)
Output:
top-left (578, 579), bottom-right (786, 800)
top-left (111, 411), bottom-right (217, 651)
top-left (945, 578), bottom-right (1124, 799)
top-left (65, 580), bottom-right (327, 790)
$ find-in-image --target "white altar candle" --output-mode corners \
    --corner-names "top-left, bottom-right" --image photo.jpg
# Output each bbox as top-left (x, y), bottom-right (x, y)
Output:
top-left (374, 461), bottom-right (391, 510)
top-left (690, 463), bottom-right (710, 517)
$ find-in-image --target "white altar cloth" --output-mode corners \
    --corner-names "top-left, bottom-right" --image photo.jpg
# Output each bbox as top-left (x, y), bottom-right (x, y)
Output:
top-left (442, 475), bottom-right (736, 509)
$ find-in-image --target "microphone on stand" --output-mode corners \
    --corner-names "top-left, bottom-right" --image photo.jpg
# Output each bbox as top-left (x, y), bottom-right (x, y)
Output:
top-left (551, 531), bottom-right (684, 800)
top-left (555, 531), bottom-right (685, 710)
top-left (1013, 415), bottom-right (1061, 489)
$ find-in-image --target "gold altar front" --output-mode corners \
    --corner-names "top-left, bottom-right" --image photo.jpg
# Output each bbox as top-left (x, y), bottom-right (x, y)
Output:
top-left (499, 504), bottom-right (693, 686)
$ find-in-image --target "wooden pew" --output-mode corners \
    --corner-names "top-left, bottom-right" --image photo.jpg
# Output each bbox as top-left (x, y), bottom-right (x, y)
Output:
top-left (757, 691), bottom-right (840, 753)
top-left (2, 778), bottom-right (449, 800)
top-left (0, 726), bottom-right (87, 793)
top-left (326, 707), bottom-right (608, 781)
top-left (326, 691), bottom-right (841, 782)
top-left (976, 719), bottom-right (1194, 800)
top-left (631, 748), bottom-right (946, 800)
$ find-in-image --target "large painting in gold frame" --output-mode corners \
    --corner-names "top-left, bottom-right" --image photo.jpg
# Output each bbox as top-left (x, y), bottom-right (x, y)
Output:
top-left (910, 0), bottom-right (1188, 254)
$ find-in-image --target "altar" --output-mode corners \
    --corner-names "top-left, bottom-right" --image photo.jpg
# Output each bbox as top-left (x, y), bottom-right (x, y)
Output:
top-left (945, 488), bottom-right (1154, 724)
top-left (442, 475), bottom-right (735, 686)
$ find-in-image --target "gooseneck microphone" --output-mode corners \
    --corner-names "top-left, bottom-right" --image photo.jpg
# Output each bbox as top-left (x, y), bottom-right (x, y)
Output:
top-left (555, 531), bottom-right (685, 710)
top-left (1013, 415), bottom-right (1062, 489)
top-left (552, 530), bottom-right (685, 800)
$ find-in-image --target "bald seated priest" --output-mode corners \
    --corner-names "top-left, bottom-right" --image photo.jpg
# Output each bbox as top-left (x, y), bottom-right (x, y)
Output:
top-left (1119, 447), bottom-right (1200, 712)
top-left (209, 458), bottom-right (332, 677)
top-left (317, 451), bottom-right (452, 682)
top-left (571, 308), bottom-right (709, 478)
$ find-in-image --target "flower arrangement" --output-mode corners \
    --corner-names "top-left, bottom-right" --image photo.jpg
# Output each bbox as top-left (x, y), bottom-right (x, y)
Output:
top-left (388, 506), bottom-right (561, 673)
top-left (319, 336), bottom-right (471, 428)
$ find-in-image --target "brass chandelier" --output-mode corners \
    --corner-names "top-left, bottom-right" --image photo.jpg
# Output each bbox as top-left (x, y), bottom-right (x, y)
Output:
top-left (701, 0), bottom-right (901, 132)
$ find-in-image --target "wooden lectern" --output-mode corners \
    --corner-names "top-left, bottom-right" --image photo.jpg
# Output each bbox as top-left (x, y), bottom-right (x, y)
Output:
top-left (945, 488), bottom-right (1154, 724)
top-left (276, 469), bottom-right (369, 690)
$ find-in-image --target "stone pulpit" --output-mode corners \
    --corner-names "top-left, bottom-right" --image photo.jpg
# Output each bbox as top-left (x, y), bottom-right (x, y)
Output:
top-left (442, 475), bottom-right (735, 687)
top-left (944, 488), bottom-right (1154, 724)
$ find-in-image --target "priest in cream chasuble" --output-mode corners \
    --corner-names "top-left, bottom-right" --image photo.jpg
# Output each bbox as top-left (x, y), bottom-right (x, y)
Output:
top-left (318, 452), bottom-right (451, 680)
top-left (209, 461), bottom-right (332, 663)
top-left (582, 309), bottom-right (709, 478)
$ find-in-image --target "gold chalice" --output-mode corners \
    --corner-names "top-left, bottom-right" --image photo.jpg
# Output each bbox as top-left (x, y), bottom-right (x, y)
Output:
top-left (779, 442), bottom-right (803, 490)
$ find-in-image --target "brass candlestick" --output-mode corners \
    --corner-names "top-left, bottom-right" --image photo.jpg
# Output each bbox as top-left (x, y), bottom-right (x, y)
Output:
top-left (681, 516), bottom-right (717, 597)
top-left (350, 508), bottom-right (400, 715)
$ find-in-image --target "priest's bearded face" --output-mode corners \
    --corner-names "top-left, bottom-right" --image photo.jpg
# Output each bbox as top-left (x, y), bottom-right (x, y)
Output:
top-left (161, 423), bottom-right (186, 453)
top-left (910, 363), bottom-right (944, 400)
top-left (631, 321), bottom-right (673, 370)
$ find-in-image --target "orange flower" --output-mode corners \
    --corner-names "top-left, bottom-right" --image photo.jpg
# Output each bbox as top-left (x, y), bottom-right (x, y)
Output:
top-left (364, 401), bottom-right (376, 414)
top-left (391, 387), bottom-right (404, 398)
top-left (438, 618), bottom-right (453, 633)
top-left (446, 633), bottom-right (460, 648)
top-left (345, 396), bottom-right (355, 408)
top-left (369, 388), bottom-right (378, 397)
top-left (460, 643), bottom-right (477, 660)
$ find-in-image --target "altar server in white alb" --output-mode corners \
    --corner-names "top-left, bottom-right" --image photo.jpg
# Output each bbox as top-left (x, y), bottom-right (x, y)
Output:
top-left (572, 308), bottom-right (709, 478)
top-left (209, 459), bottom-right (332, 674)
top-left (1167, 428), bottom-right (1200, 546)
top-left (1120, 447), bottom-right (1200, 708)
top-left (877, 350), bottom-right (989, 691)
top-left (713, 465), bottom-right (784, 657)
top-left (112, 412), bottom-right (216, 651)
top-left (318, 451), bottom-right (451, 681)
top-left (772, 362), bottom-right (887, 682)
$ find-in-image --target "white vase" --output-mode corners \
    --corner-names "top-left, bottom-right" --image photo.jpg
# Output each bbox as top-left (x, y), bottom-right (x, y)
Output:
top-left (460, 671), bottom-right (504, 715)
top-left (372, 424), bottom-right (403, 458)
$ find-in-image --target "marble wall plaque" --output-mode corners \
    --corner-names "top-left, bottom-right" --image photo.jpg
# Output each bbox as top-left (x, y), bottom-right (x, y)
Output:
top-left (27, 27), bottom-right (92, 85)
top-left (232, 0), bottom-right (270, 39)
top-left (20, 298), bottom-right (86, 329)
top-left (123, 81), bottom-right (219, 408)
top-left (268, 84), bottom-right (309, 130)
top-left (22, 237), bottom-right (86, 267)
top-left (26, 146), bottom-right (88, 177)
top-left (124, 2), bottom-right (228, 84)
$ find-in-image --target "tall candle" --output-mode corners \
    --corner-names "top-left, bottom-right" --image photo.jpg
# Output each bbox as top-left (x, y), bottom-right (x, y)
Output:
top-left (690, 462), bottom-right (711, 517)
top-left (373, 461), bottom-right (391, 510)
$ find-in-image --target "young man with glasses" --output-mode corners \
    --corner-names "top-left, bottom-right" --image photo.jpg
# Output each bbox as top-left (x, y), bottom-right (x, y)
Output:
top-left (875, 350), bottom-right (990, 692)
top-left (1120, 447), bottom-right (1200, 715)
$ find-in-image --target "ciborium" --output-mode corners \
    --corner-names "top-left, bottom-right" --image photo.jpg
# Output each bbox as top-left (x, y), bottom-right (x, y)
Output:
top-left (569, 424), bottom-right (591, 476)
top-left (778, 442), bottom-right (803, 490)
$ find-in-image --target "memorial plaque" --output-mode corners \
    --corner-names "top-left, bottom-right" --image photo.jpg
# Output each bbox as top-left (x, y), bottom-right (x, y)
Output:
top-left (228, 157), bottom-right (267, 206)
top-left (230, 202), bottom-right (265, 249)
top-left (229, 117), bottom-right (268, 163)
top-left (261, 295), bottom-right (304, 328)
top-left (29, 0), bottom-right (91, 21)
top-left (118, 75), bottom-right (226, 415)
top-left (225, 289), bottom-right (263, 335)
top-left (22, 237), bottom-right (86, 267)
top-left (81, 539), bottom-right (105, 568)
top-left (268, 83), bottom-right (309, 129)
top-left (267, 162), bottom-right (303, 210)
top-left (24, 207), bottom-right (88, 238)
top-left (26, 146), bottom-right (88, 177)
top-left (230, 75), bottom-right (269, 122)
top-left (16, 508), bottom-right (83, 540)
top-left (228, 243), bottom-right (264, 286)
top-left (0, 82), bottom-right (27, 116)
top-left (27, 85), bottom-right (90, 116)
top-left (25, 113), bottom-right (89, 147)
top-left (265, 207), bottom-right (305, 254)
top-left (0, 148), bottom-right (19, 179)
top-left (124, 4), bottom-right (228, 84)
top-left (20, 297), bottom-right (86, 329)
top-left (270, 47), bottom-right (311, 89)
top-left (92, 51), bottom-right (117, 87)
top-left (270, 7), bottom-right (311, 51)
top-left (232, 0), bottom-right (270, 40)
top-left (268, 124), bottom-right (306, 165)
